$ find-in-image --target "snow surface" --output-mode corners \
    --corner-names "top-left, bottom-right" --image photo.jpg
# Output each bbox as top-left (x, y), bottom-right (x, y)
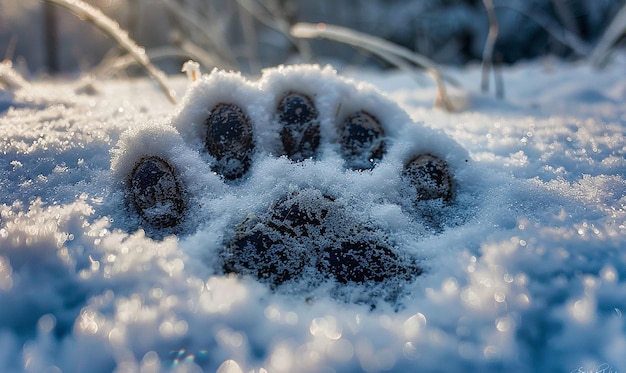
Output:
top-left (1, 57), bottom-right (625, 372)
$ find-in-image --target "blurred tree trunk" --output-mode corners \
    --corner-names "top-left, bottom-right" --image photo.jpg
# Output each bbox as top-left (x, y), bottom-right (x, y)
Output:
top-left (43, 2), bottom-right (59, 73)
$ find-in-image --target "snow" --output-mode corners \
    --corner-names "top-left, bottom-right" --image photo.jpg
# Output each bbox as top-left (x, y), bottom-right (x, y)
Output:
top-left (1, 56), bottom-right (625, 372)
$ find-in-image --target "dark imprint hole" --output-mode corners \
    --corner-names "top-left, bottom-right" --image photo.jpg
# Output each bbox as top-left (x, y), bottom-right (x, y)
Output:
top-left (340, 111), bottom-right (385, 170)
top-left (205, 103), bottom-right (255, 180)
top-left (403, 153), bottom-right (453, 202)
top-left (277, 92), bottom-right (321, 162)
top-left (130, 156), bottom-right (185, 229)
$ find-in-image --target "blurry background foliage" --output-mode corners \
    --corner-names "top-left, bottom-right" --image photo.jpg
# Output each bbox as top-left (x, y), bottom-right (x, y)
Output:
top-left (0, 0), bottom-right (624, 77)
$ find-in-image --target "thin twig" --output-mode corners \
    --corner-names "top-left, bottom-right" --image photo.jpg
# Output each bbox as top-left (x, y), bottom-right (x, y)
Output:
top-left (236, 0), bottom-right (312, 61)
top-left (0, 60), bottom-right (31, 90)
top-left (41, 0), bottom-right (177, 104)
top-left (4, 34), bottom-right (18, 62)
top-left (494, 53), bottom-right (505, 99)
top-left (43, 2), bottom-right (60, 73)
top-left (590, 2), bottom-right (626, 68)
top-left (290, 22), bottom-right (461, 111)
top-left (495, 2), bottom-right (590, 56)
top-left (237, 1), bottom-right (261, 73)
top-left (78, 46), bottom-right (204, 88)
top-left (176, 38), bottom-right (224, 70)
top-left (551, 0), bottom-right (580, 36)
top-left (161, 0), bottom-right (237, 70)
top-left (481, 0), bottom-right (498, 94)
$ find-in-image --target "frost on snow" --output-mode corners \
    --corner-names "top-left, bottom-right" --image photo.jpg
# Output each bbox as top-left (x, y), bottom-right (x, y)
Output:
top-left (1, 59), bottom-right (626, 372)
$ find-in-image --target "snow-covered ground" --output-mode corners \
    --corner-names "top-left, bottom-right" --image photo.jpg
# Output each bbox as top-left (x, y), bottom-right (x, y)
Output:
top-left (1, 55), bottom-right (625, 372)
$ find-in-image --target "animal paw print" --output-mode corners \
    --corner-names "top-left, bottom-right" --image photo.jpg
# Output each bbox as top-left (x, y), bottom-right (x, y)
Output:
top-left (111, 65), bottom-right (468, 301)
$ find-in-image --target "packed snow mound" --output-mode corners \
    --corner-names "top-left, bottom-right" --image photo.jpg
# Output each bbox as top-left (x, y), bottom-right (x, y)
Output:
top-left (0, 58), bottom-right (625, 372)
top-left (111, 65), bottom-right (473, 304)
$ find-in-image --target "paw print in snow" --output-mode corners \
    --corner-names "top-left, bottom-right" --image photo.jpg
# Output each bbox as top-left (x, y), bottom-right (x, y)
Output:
top-left (110, 65), bottom-right (468, 302)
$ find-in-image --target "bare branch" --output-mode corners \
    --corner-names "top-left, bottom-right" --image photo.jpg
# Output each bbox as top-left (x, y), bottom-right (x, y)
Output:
top-left (236, 0), bottom-right (312, 61)
top-left (41, 0), bottom-right (177, 104)
top-left (0, 60), bottom-right (31, 90)
top-left (481, 0), bottom-right (498, 94)
top-left (590, 2), bottom-right (626, 68)
top-left (551, 0), bottom-right (580, 36)
top-left (291, 22), bottom-right (462, 111)
top-left (160, 0), bottom-right (237, 70)
top-left (495, 3), bottom-right (590, 56)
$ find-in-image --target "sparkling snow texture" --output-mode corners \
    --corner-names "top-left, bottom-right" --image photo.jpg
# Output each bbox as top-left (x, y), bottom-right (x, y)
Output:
top-left (1, 59), bottom-right (625, 372)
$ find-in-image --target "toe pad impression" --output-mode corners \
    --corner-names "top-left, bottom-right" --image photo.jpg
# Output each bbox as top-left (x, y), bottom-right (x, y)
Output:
top-left (130, 156), bottom-right (186, 229)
